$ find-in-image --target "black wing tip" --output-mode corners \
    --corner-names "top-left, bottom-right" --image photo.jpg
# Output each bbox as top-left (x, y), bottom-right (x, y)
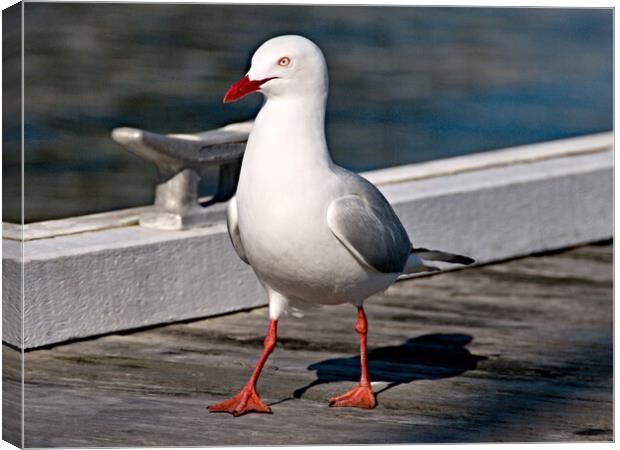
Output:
top-left (454, 255), bottom-right (476, 265)
top-left (412, 247), bottom-right (476, 266)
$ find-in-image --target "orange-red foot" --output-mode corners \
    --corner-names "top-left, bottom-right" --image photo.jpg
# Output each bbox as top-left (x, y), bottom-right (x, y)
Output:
top-left (208, 385), bottom-right (271, 417)
top-left (328, 383), bottom-right (377, 409)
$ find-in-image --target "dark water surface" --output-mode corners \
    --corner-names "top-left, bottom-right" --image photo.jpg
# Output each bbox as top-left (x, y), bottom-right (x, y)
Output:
top-left (4, 5), bottom-right (612, 223)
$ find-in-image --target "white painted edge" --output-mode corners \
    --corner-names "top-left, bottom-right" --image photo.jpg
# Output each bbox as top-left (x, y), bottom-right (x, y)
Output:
top-left (363, 131), bottom-right (613, 186)
top-left (2, 145), bottom-right (612, 348)
top-left (2, 206), bottom-right (146, 241)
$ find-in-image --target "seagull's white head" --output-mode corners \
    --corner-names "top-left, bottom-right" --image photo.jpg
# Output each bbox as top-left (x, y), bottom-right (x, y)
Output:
top-left (223, 35), bottom-right (328, 104)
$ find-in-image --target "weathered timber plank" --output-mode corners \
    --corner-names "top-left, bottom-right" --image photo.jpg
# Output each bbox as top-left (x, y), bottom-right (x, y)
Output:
top-left (3, 346), bottom-right (23, 448)
top-left (20, 243), bottom-right (612, 445)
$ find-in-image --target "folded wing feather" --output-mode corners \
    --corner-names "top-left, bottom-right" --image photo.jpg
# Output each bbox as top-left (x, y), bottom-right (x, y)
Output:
top-left (327, 194), bottom-right (411, 274)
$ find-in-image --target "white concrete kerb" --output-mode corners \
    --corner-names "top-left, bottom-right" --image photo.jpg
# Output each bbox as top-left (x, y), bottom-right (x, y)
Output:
top-left (2, 132), bottom-right (613, 348)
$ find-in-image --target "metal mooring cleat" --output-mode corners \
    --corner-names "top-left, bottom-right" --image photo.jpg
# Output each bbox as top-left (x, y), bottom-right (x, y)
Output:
top-left (111, 121), bottom-right (252, 230)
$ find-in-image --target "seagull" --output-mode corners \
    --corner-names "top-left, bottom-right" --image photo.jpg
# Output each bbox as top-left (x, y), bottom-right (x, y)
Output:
top-left (208, 35), bottom-right (474, 417)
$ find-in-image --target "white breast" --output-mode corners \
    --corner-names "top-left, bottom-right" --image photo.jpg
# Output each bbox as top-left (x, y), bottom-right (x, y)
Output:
top-left (235, 100), bottom-right (396, 305)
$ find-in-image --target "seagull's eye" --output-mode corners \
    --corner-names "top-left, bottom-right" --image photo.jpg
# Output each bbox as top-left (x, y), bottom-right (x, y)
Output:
top-left (278, 56), bottom-right (291, 67)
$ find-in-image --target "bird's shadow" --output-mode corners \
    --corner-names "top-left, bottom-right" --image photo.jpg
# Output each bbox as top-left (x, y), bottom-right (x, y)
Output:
top-left (284, 333), bottom-right (485, 404)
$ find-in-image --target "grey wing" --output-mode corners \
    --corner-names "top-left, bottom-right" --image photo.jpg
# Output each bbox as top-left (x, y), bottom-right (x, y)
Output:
top-left (327, 180), bottom-right (411, 273)
top-left (226, 196), bottom-right (249, 265)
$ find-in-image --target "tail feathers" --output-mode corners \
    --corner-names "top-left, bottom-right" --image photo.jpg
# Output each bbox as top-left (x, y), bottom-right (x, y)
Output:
top-left (402, 252), bottom-right (440, 274)
top-left (412, 248), bottom-right (475, 266)
top-left (418, 264), bottom-right (440, 273)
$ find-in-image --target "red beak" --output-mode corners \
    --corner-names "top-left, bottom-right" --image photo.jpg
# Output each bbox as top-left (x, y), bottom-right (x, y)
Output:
top-left (223, 75), bottom-right (277, 103)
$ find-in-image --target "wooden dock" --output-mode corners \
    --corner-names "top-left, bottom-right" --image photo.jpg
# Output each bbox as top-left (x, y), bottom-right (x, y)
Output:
top-left (4, 242), bottom-right (612, 446)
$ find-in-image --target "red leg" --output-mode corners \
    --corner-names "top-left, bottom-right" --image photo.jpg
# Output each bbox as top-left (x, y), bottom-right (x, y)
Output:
top-left (208, 320), bottom-right (277, 416)
top-left (329, 306), bottom-right (377, 409)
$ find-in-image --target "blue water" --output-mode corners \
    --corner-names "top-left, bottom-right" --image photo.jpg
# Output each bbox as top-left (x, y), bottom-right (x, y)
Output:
top-left (3, 5), bottom-right (612, 222)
